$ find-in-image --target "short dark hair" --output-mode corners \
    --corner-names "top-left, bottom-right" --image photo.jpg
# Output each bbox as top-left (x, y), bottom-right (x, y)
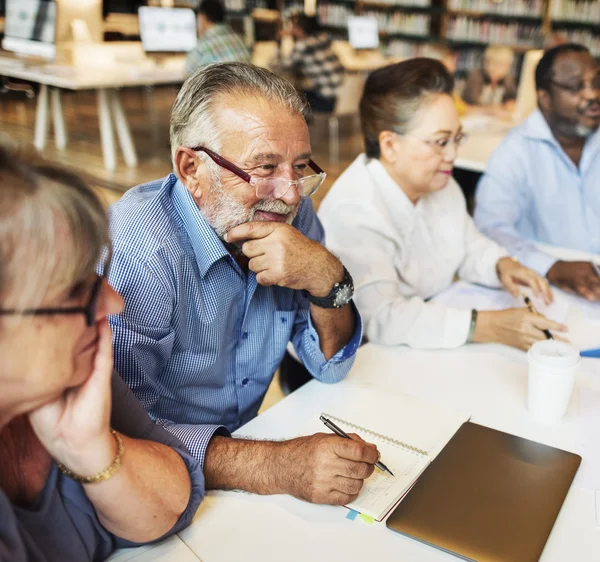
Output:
top-left (535, 43), bottom-right (590, 92)
top-left (196, 0), bottom-right (225, 24)
top-left (360, 58), bottom-right (454, 159)
top-left (292, 14), bottom-right (320, 36)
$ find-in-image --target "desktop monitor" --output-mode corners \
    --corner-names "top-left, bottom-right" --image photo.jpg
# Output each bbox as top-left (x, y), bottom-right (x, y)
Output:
top-left (2, 0), bottom-right (57, 59)
top-left (138, 6), bottom-right (197, 53)
top-left (347, 15), bottom-right (379, 51)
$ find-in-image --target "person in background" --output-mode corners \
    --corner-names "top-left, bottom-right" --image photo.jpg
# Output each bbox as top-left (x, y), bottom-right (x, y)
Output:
top-left (0, 144), bottom-right (203, 562)
top-left (422, 42), bottom-right (471, 116)
top-left (475, 44), bottom-right (600, 301)
top-left (281, 14), bottom-right (344, 113)
top-left (184, 0), bottom-right (250, 74)
top-left (107, 63), bottom-right (375, 507)
top-left (319, 59), bottom-right (564, 352)
top-left (463, 45), bottom-right (517, 113)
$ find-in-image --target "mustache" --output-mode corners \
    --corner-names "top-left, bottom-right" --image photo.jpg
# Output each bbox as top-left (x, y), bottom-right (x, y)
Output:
top-left (252, 199), bottom-right (297, 215)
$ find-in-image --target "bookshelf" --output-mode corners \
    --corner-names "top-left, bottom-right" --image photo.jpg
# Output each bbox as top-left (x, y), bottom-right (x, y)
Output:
top-left (317, 0), bottom-right (599, 69)
top-left (317, 0), bottom-right (446, 58)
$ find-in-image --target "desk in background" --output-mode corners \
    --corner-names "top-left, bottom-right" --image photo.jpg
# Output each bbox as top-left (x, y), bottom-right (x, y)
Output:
top-left (0, 43), bottom-right (186, 171)
top-left (455, 115), bottom-right (513, 174)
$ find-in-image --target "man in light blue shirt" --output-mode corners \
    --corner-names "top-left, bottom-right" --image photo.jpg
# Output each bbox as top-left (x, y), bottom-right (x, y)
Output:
top-left (107, 63), bottom-right (377, 508)
top-left (475, 44), bottom-right (600, 300)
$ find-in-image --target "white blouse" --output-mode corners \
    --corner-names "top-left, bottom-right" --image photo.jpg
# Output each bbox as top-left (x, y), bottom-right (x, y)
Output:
top-left (318, 155), bottom-right (508, 349)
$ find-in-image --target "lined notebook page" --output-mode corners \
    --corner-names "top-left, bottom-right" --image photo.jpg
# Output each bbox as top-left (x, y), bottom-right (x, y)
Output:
top-left (302, 388), bottom-right (469, 521)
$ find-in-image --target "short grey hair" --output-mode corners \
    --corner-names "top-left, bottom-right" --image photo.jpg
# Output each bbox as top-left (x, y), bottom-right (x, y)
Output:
top-left (169, 62), bottom-right (310, 167)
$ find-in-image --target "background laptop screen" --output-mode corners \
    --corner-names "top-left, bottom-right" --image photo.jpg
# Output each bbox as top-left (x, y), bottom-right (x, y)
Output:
top-left (348, 16), bottom-right (379, 51)
top-left (138, 7), bottom-right (197, 54)
top-left (3, 0), bottom-right (56, 58)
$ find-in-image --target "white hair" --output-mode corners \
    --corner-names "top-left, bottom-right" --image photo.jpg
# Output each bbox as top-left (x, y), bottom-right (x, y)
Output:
top-left (169, 62), bottom-right (310, 172)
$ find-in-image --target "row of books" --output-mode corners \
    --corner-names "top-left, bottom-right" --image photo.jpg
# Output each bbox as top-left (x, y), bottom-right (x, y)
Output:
top-left (447, 0), bottom-right (544, 16)
top-left (363, 10), bottom-right (430, 34)
top-left (447, 17), bottom-right (543, 47)
top-left (362, 0), bottom-right (432, 7)
top-left (550, 0), bottom-right (600, 21)
top-left (317, 4), bottom-right (352, 27)
top-left (557, 28), bottom-right (600, 56)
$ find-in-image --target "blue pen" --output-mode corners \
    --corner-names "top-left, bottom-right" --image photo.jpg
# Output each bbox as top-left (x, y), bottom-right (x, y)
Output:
top-left (580, 348), bottom-right (600, 358)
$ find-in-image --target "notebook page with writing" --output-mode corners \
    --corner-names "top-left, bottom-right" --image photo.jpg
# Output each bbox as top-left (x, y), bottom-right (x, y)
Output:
top-left (301, 387), bottom-right (470, 522)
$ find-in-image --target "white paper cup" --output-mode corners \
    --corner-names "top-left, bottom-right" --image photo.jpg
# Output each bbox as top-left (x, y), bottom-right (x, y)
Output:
top-left (527, 340), bottom-right (581, 424)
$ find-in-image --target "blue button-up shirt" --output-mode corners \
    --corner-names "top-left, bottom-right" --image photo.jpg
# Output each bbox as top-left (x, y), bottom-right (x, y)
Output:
top-left (107, 174), bottom-right (361, 464)
top-left (474, 110), bottom-right (600, 275)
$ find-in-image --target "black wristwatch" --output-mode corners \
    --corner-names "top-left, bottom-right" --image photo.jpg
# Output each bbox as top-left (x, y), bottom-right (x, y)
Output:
top-left (304, 266), bottom-right (354, 309)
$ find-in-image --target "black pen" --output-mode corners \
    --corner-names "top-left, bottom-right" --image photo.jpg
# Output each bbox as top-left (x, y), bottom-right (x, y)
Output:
top-left (320, 415), bottom-right (394, 476)
top-left (523, 296), bottom-right (553, 340)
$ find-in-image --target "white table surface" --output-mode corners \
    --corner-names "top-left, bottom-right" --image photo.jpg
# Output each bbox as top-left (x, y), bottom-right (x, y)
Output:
top-left (110, 244), bottom-right (600, 562)
top-left (107, 536), bottom-right (200, 562)
top-left (0, 54), bottom-right (186, 90)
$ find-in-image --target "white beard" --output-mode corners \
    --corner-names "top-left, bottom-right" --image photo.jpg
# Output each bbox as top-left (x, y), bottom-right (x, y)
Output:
top-left (202, 178), bottom-right (299, 241)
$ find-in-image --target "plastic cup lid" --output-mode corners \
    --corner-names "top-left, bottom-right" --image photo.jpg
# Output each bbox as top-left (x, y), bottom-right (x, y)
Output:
top-left (528, 340), bottom-right (580, 369)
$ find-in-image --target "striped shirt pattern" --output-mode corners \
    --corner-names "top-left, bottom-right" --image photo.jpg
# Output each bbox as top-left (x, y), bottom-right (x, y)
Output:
top-left (184, 24), bottom-right (251, 75)
top-left (288, 34), bottom-right (344, 99)
top-left (107, 174), bottom-right (361, 464)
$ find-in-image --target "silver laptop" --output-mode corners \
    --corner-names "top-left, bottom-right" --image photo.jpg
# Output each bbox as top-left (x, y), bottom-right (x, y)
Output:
top-left (386, 422), bottom-right (581, 562)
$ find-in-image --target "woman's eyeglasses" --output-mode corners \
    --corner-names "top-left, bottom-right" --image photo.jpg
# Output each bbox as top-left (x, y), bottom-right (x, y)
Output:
top-left (191, 146), bottom-right (326, 200)
top-left (0, 252), bottom-right (112, 327)
top-left (396, 131), bottom-right (469, 154)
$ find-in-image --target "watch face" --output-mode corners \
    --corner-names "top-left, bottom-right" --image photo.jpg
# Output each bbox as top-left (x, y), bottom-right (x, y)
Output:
top-left (333, 284), bottom-right (353, 307)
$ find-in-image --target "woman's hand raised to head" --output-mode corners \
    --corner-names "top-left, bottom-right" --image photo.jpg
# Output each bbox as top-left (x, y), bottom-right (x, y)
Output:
top-left (496, 257), bottom-right (553, 305)
top-left (28, 319), bottom-right (116, 478)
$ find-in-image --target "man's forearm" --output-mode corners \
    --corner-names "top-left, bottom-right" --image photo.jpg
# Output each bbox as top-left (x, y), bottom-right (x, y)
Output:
top-left (85, 436), bottom-right (191, 543)
top-left (204, 435), bottom-right (287, 494)
top-left (310, 303), bottom-right (355, 360)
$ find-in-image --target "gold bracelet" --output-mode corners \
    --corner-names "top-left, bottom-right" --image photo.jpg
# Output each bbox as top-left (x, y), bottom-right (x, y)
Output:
top-left (57, 429), bottom-right (124, 484)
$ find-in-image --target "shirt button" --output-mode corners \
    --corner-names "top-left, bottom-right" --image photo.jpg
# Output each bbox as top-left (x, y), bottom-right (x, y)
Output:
top-left (242, 331), bottom-right (248, 340)
top-left (242, 378), bottom-right (249, 386)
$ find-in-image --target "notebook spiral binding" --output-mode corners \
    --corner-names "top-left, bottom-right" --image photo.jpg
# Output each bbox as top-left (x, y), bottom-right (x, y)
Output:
top-left (325, 413), bottom-right (429, 458)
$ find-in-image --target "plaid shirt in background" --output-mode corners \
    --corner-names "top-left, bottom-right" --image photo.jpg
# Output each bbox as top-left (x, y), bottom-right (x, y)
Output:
top-left (285, 34), bottom-right (344, 99)
top-left (185, 24), bottom-right (251, 74)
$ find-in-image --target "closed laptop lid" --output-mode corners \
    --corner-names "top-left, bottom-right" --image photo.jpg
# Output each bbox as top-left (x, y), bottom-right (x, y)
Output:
top-left (386, 422), bottom-right (581, 562)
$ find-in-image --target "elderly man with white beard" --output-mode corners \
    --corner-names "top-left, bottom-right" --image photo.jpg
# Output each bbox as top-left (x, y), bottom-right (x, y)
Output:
top-left (107, 63), bottom-right (374, 507)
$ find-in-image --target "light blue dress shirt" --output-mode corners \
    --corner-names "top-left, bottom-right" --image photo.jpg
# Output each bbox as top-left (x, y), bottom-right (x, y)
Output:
top-left (474, 110), bottom-right (600, 275)
top-left (107, 174), bottom-right (361, 464)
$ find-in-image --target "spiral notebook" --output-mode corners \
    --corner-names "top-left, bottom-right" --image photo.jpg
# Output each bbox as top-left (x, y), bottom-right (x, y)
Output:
top-left (303, 388), bottom-right (470, 522)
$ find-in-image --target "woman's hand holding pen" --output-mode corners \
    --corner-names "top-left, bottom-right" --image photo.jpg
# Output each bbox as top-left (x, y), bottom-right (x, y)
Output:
top-left (472, 308), bottom-right (568, 351)
top-left (496, 257), bottom-right (553, 304)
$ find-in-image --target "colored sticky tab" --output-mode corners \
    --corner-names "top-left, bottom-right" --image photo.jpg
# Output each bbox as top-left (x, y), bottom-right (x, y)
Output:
top-left (346, 509), bottom-right (359, 521)
top-left (581, 348), bottom-right (600, 358)
top-left (359, 514), bottom-right (375, 525)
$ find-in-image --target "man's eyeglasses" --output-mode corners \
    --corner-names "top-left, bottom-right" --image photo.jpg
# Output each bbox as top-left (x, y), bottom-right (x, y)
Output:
top-left (397, 131), bottom-right (469, 154)
top-left (0, 251), bottom-right (112, 327)
top-left (551, 75), bottom-right (600, 95)
top-left (191, 146), bottom-right (326, 200)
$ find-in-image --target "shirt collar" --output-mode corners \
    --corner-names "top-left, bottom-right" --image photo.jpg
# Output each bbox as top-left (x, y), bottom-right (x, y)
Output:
top-left (365, 157), bottom-right (419, 214)
top-left (170, 174), bottom-right (230, 278)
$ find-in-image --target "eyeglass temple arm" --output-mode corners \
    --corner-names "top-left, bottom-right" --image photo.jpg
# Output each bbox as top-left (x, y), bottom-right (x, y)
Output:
top-left (193, 146), bottom-right (253, 183)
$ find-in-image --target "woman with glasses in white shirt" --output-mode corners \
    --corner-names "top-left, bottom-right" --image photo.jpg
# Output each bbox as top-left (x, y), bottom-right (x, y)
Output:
top-left (319, 58), bottom-right (567, 351)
